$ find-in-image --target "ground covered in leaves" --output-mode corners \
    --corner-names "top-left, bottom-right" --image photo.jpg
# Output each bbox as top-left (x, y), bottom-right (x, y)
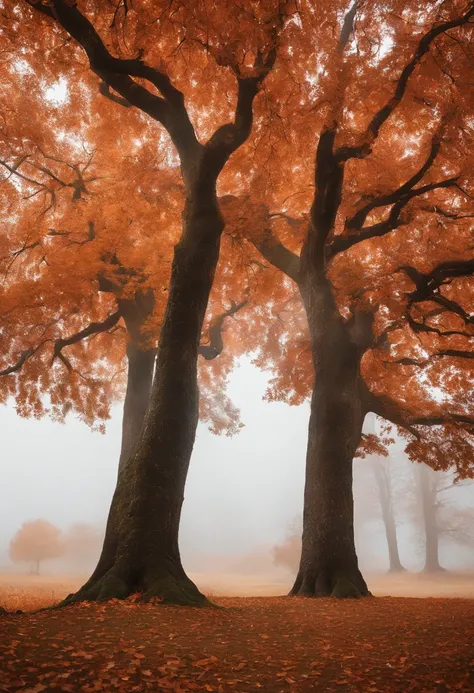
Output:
top-left (1, 596), bottom-right (474, 693)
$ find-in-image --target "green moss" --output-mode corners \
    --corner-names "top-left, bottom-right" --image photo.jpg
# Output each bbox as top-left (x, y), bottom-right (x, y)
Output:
top-left (330, 577), bottom-right (361, 599)
top-left (96, 573), bottom-right (130, 601)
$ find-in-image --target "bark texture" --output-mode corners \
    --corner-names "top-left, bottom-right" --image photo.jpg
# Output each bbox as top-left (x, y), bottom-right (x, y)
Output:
top-left (64, 188), bottom-right (224, 606)
top-left (289, 280), bottom-right (371, 598)
top-left (117, 292), bottom-right (156, 474)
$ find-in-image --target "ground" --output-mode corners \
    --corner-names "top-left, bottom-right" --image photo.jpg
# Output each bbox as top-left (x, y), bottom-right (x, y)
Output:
top-left (1, 572), bottom-right (474, 692)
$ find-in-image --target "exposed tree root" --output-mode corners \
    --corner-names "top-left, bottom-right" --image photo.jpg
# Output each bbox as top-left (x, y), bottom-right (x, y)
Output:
top-left (289, 568), bottom-right (372, 598)
top-left (56, 568), bottom-right (213, 608)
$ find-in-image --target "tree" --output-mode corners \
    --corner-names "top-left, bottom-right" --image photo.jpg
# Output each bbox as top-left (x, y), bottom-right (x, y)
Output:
top-left (9, 520), bottom-right (64, 575)
top-left (357, 417), bottom-right (406, 572)
top-left (369, 458), bottom-right (406, 573)
top-left (226, 0), bottom-right (474, 597)
top-left (9, 0), bottom-right (291, 604)
top-left (413, 464), bottom-right (474, 572)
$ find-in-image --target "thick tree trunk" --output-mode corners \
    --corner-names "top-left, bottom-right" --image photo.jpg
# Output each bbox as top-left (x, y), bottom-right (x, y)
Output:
top-left (65, 189), bottom-right (223, 606)
top-left (372, 461), bottom-right (406, 572)
top-left (290, 280), bottom-right (370, 598)
top-left (417, 465), bottom-right (444, 572)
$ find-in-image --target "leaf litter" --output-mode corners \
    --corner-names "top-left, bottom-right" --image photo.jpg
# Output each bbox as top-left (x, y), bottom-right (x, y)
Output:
top-left (1, 596), bottom-right (473, 692)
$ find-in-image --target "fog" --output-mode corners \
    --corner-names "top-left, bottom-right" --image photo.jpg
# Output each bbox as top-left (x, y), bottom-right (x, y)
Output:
top-left (1, 358), bottom-right (474, 593)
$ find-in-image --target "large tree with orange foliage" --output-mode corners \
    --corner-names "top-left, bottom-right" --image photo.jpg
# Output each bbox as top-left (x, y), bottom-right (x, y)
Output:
top-left (230, 0), bottom-right (474, 597)
top-left (5, 0), bottom-right (292, 604)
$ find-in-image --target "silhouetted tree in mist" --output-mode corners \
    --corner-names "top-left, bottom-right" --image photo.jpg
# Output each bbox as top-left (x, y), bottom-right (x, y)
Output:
top-left (9, 519), bottom-right (64, 575)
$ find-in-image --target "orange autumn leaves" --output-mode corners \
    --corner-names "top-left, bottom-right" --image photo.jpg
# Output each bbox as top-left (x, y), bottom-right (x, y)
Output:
top-left (1, 1), bottom-right (474, 468)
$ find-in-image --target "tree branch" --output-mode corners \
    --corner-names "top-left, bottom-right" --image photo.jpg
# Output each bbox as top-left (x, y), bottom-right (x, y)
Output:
top-left (26, 0), bottom-right (200, 160)
top-left (347, 135), bottom-right (443, 232)
top-left (51, 310), bottom-right (122, 368)
top-left (386, 348), bottom-right (474, 368)
top-left (198, 299), bottom-right (248, 360)
top-left (332, 177), bottom-right (459, 254)
top-left (0, 344), bottom-right (45, 376)
top-left (0, 310), bottom-right (122, 377)
top-left (204, 44), bottom-right (278, 177)
top-left (99, 81), bottom-right (132, 108)
top-left (365, 4), bottom-right (474, 143)
top-left (249, 228), bottom-right (300, 283)
top-left (338, 1), bottom-right (360, 53)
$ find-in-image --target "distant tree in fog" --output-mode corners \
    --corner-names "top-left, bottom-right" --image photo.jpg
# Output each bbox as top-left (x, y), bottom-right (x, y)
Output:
top-left (355, 456), bottom-right (407, 573)
top-left (63, 524), bottom-right (104, 574)
top-left (414, 464), bottom-right (474, 572)
top-left (9, 519), bottom-right (64, 575)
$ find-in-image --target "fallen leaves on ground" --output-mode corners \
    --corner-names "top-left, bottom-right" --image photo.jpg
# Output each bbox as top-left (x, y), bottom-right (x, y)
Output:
top-left (1, 597), bottom-right (473, 692)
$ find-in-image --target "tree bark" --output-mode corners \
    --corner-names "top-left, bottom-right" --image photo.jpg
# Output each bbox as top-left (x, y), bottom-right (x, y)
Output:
top-left (417, 465), bottom-right (444, 572)
top-left (64, 188), bottom-right (224, 606)
top-left (117, 343), bottom-right (155, 473)
top-left (117, 292), bottom-right (156, 474)
top-left (290, 280), bottom-right (371, 598)
top-left (372, 461), bottom-right (406, 572)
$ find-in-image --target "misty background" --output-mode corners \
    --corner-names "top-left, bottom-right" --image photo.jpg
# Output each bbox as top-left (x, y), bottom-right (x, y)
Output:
top-left (2, 358), bottom-right (474, 582)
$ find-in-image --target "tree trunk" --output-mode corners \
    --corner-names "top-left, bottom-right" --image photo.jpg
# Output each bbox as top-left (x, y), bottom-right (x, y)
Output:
top-left (372, 461), bottom-right (406, 572)
top-left (290, 280), bottom-right (370, 598)
top-left (117, 292), bottom-right (157, 474)
top-left (65, 189), bottom-right (224, 606)
top-left (417, 465), bottom-right (444, 572)
top-left (117, 343), bottom-right (155, 473)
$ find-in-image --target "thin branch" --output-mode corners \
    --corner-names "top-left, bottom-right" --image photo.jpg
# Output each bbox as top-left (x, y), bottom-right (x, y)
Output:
top-left (346, 135), bottom-right (443, 232)
top-left (337, 3), bottom-right (474, 159)
top-left (51, 310), bottom-right (122, 366)
top-left (0, 310), bottom-right (122, 377)
top-left (332, 177), bottom-right (459, 254)
top-left (366, 4), bottom-right (474, 143)
top-left (0, 343), bottom-right (46, 376)
top-left (0, 159), bottom-right (44, 187)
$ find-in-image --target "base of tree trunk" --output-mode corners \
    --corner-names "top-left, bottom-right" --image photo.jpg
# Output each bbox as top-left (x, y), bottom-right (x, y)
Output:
top-left (289, 568), bottom-right (371, 598)
top-left (60, 567), bottom-right (212, 607)
top-left (388, 565), bottom-right (407, 573)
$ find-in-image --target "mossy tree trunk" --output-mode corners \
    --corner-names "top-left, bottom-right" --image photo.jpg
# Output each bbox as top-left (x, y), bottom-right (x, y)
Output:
top-left (289, 279), bottom-right (371, 598)
top-left (65, 185), bottom-right (224, 606)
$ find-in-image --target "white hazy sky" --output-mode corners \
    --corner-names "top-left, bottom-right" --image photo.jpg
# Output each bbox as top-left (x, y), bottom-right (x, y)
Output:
top-left (0, 359), bottom-right (309, 566)
top-left (2, 358), bottom-right (473, 573)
